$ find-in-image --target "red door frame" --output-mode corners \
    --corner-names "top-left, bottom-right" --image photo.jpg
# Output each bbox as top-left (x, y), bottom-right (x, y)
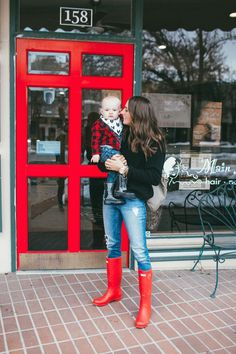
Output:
top-left (16, 38), bottom-right (134, 270)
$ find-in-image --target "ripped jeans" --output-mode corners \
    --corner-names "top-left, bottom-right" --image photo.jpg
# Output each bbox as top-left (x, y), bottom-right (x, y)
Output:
top-left (103, 197), bottom-right (151, 271)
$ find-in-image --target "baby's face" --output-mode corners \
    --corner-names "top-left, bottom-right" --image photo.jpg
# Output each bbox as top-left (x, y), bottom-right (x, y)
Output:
top-left (101, 97), bottom-right (121, 120)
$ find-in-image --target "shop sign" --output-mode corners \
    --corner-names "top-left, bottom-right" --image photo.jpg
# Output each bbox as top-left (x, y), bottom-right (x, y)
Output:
top-left (168, 153), bottom-right (236, 190)
top-left (60, 7), bottom-right (93, 27)
top-left (36, 141), bottom-right (60, 155)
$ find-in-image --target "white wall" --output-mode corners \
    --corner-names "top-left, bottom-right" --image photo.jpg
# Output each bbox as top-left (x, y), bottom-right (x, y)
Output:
top-left (0, 0), bottom-right (12, 273)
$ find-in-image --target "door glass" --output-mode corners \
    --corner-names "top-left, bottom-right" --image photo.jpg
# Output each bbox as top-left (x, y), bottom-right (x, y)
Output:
top-left (28, 52), bottom-right (69, 75)
top-left (80, 177), bottom-right (106, 250)
top-left (82, 54), bottom-right (122, 76)
top-left (28, 178), bottom-right (68, 250)
top-left (80, 88), bottom-right (121, 250)
top-left (81, 89), bottom-right (121, 164)
top-left (28, 87), bottom-right (68, 164)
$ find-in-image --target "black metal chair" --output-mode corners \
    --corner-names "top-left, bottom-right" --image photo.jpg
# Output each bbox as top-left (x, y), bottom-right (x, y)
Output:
top-left (168, 189), bottom-right (205, 232)
top-left (191, 182), bottom-right (236, 298)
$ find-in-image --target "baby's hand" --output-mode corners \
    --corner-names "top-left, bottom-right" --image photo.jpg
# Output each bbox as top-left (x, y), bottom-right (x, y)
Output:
top-left (91, 154), bottom-right (100, 163)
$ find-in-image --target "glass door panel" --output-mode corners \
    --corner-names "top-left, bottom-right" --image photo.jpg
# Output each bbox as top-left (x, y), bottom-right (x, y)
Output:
top-left (28, 52), bottom-right (70, 75)
top-left (82, 54), bottom-right (123, 76)
top-left (82, 89), bottom-right (122, 164)
top-left (28, 177), bottom-right (68, 251)
top-left (80, 177), bottom-right (105, 250)
top-left (80, 89), bottom-right (122, 250)
top-left (28, 87), bottom-right (68, 164)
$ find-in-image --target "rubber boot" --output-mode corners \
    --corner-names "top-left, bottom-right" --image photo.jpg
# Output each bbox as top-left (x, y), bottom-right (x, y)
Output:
top-left (92, 257), bottom-right (122, 306)
top-left (135, 269), bottom-right (152, 328)
top-left (114, 174), bottom-right (136, 199)
top-left (104, 182), bottom-right (125, 205)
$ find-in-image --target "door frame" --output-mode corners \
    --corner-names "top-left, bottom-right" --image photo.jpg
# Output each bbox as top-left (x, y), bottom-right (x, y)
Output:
top-left (16, 38), bottom-right (134, 270)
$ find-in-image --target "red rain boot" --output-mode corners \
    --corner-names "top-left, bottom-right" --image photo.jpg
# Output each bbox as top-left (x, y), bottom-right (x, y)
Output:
top-left (135, 269), bottom-right (152, 328)
top-left (92, 257), bottom-right (122, 306)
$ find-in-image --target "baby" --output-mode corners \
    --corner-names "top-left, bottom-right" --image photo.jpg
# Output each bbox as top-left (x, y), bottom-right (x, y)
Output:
top-left (91, 95), bottom-right (135, 204)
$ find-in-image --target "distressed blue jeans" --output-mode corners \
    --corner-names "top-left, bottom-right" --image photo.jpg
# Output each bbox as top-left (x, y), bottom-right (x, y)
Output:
top-left (103, 197), bottom-right (151, 271)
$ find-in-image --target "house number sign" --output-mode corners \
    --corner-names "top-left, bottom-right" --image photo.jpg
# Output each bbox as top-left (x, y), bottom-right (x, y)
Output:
top-left (60, 7), bottom-right (93, 27)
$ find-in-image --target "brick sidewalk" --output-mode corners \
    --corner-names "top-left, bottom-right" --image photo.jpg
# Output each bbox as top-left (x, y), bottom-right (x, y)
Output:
top-left (0, 269), bottom-right (235, 353)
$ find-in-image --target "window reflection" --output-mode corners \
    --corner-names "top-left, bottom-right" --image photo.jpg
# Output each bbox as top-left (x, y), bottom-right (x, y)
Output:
top-left (28, 52), bottom-right (69, 75)
top-left (81, 89), bottom-right (121, 164)
top-left (142, 27), bottom-right (236, 234)
top-left (28, 88), bottom-right (68, 164)
top-left (82, 54), bottom-right (122, 76)
top-left (80, 89), bottom-right (122, 249)
top-left (28, 178), bottom-right (68, 250)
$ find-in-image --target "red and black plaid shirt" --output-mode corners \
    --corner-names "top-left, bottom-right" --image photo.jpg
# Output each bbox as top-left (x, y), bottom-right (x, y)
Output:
top-left (91, 118), bottom-right (121, 155)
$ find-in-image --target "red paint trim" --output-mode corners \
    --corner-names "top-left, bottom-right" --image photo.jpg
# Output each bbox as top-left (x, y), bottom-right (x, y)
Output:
top-left (16, 39), bottom-right (134, 269)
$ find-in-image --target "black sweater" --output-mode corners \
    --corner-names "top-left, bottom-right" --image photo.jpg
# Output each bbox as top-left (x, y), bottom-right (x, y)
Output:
top-left (99, 132), bottom-right (166, 201)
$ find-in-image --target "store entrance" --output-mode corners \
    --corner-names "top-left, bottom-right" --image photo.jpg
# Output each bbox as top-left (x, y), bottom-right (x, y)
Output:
top-left (16, 39), bottom-right (134, 270)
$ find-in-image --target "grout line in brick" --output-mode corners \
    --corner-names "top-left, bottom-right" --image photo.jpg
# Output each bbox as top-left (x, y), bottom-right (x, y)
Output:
top-left (0, 303), bottom-right (9, 353)
top-left (19, 276), bottom-right (63, 354)
top-left (1, 270), bottom-right (235, 354)
top-left (50, 274), bottom-right (98, 354)
top-left (5, 277), bottom-right (31, 354)
top-left (64, 273), bottom-right (130, 354)
top-left (14, 291), bottom-right (46, 354)
top-left (42, 284), bottom-right (87, 353)
top-left (66, 272), bottom-right (156, 353)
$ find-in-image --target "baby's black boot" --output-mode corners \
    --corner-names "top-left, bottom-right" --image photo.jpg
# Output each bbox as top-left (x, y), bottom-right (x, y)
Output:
top-left (104, 182), bottom-right (125, 205)
top-left (114, 174), bottom-right (136, 199)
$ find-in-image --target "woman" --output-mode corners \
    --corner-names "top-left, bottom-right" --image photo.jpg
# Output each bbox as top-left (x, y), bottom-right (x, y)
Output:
top-left (92, 96), bottom-right (166, 328)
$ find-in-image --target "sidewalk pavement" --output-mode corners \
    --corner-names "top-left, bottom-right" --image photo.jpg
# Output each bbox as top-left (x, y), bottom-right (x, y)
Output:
top-left (0, 269), bottom-right (235, 354)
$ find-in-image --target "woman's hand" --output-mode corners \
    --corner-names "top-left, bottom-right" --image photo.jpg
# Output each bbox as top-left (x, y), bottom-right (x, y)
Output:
top-left (111, 154), bottom-right (127, 165)
top-left (105, 155), bottom-right (127, 172)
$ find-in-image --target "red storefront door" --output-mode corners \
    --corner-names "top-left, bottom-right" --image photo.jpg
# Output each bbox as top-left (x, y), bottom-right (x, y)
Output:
top-left (16, 39), bottom-right (134, 270)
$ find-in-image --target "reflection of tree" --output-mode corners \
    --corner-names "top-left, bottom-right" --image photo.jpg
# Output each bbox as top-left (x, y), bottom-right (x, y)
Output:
top-left (142, 29), bottom-right (230, 92)
top-left (83, 55), bottom-right (122, 76)
top-left (142, 29), bottom-right (236, 144)
top-left (31, 56), bottom-right (68, 72)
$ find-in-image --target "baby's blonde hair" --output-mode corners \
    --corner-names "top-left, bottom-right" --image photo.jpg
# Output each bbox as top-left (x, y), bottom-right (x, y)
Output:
top-left (101, 95), bottom-right (121, 108)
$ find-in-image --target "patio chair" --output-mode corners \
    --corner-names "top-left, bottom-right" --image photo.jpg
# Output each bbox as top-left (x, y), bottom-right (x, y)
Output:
top-left (168, 189), bottom-right (205, 232)
top-left (191, 182), bottom-right (236, 298)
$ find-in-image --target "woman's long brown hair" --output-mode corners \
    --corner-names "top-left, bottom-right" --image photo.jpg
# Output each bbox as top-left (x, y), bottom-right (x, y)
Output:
top-left (127, 96), bottom-right (165, 159)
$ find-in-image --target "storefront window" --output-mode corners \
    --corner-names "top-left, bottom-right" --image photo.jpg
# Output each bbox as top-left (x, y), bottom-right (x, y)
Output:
top-left (143, 0), bottom-right (236, 234)
top-left (19, 0), bottom-right (132, 37)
